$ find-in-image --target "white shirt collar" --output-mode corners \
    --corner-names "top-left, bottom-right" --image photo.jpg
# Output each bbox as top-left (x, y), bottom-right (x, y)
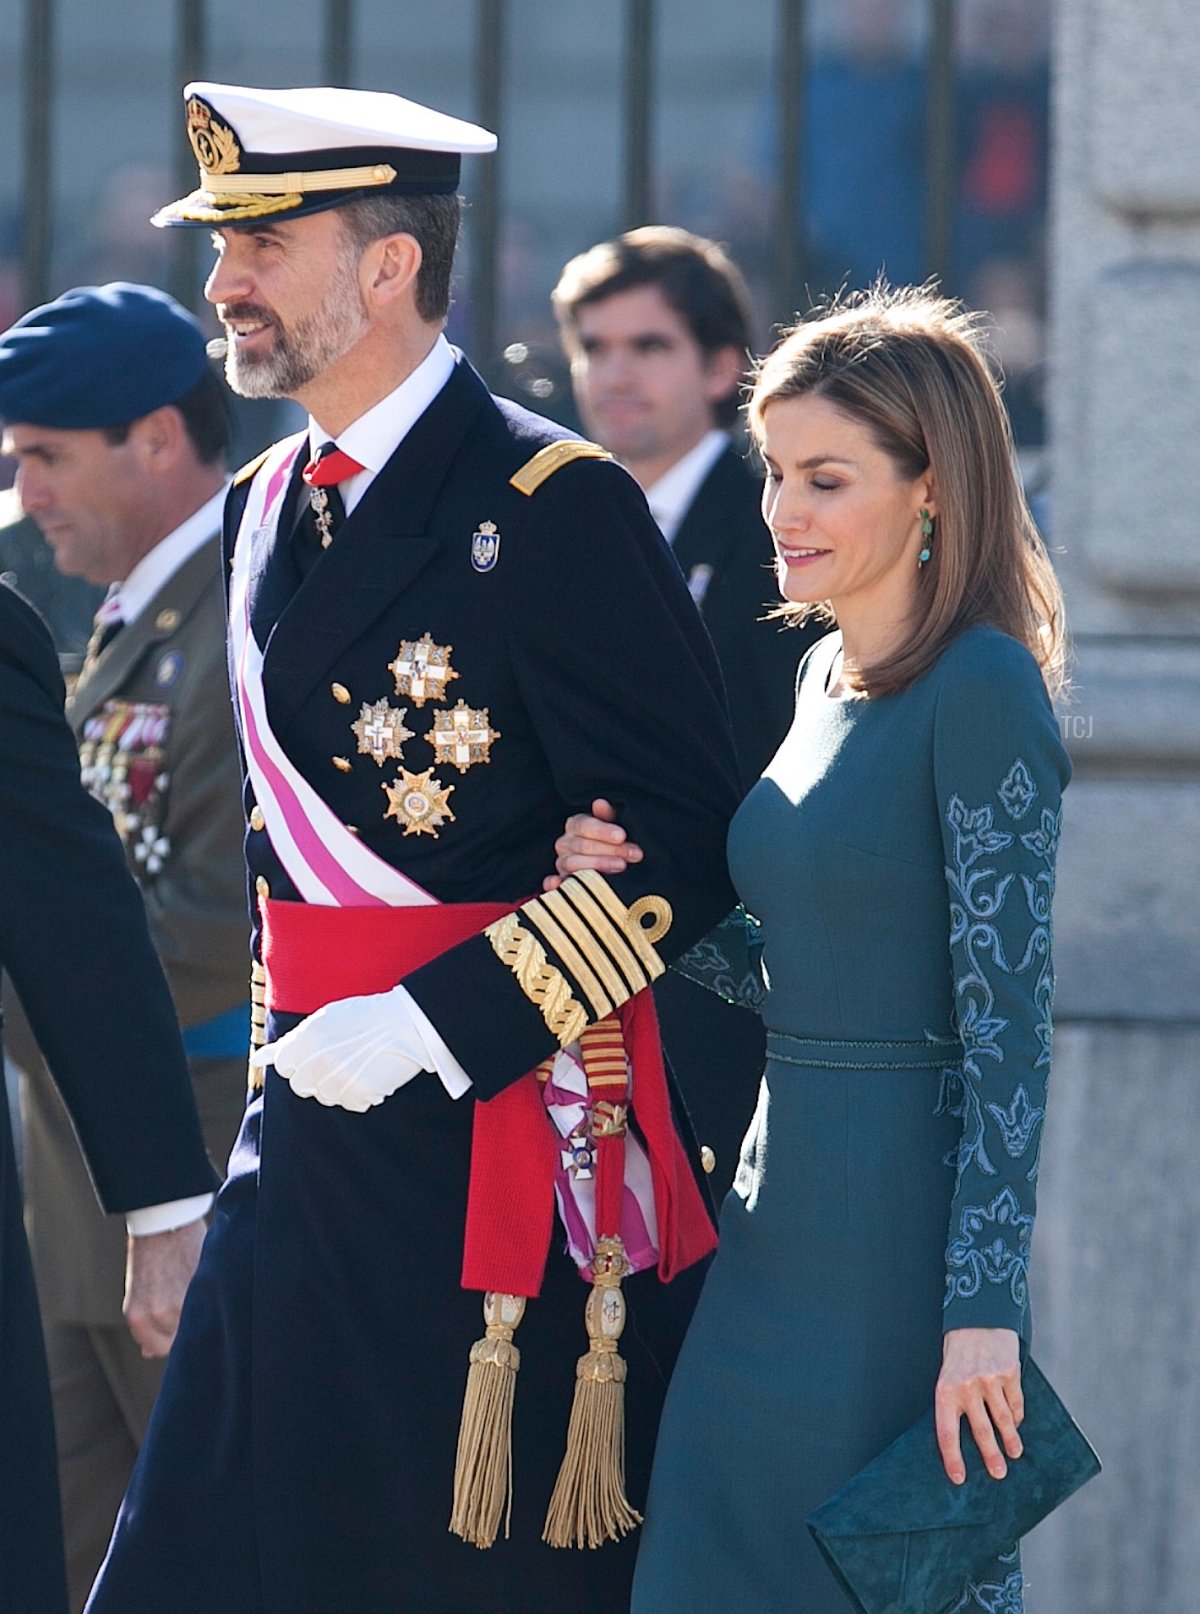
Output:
top-left (308, 333), bottom-right (457, 516)
top-left (644, 429), bottom-right (729, 545)
top-left (108, 485), bottom-right (228, 627)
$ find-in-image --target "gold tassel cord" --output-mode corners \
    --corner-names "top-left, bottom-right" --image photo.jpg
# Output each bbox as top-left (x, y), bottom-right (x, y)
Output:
top-left (449, 1292), bottom-right (526, 1549)
top-left (543, 1236), bottom-right (643, 1550)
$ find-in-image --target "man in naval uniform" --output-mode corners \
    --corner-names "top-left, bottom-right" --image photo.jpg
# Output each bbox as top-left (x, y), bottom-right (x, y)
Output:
top-left (0, 283), bottom-right (249, 1612)
top-left (0, 578), bottom-right (218, 1614)
top-left (86, 84), bottom-right (741, 1614)
top-left (553, 227), bottom-right (825, 1199)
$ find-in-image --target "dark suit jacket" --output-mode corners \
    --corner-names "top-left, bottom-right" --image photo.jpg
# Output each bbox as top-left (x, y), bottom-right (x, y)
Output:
top-left (657, 444), bottom-right (829, 1197)
top-left (10, 535), bottom-right (248, 1329)
top-left (0, 582), bottom-right (216, 1614)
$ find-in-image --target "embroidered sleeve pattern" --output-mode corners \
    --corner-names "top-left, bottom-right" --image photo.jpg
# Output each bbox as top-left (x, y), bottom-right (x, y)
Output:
top-left (671, 905), bottom-right (766, 1013)
top-left (940, 744), bottom-right (1064, 1335)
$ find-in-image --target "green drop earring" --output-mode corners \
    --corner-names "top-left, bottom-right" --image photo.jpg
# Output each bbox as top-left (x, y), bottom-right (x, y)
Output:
top-left (917, 507), bottom-right (934, 567)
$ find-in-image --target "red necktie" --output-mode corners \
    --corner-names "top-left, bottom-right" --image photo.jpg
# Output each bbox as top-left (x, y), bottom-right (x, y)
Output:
top-left (299, 442), bottom-right (365, 557)
top-left (302, 443), bottom-right (365, 487)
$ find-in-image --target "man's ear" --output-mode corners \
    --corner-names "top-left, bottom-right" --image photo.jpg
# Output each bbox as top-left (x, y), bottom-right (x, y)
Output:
top-left (364, 232), bottom-right (423, 311)
top-left (703, 343), bottom-right (750, 411)
top-left (129, 404), bottom-right (186, 471)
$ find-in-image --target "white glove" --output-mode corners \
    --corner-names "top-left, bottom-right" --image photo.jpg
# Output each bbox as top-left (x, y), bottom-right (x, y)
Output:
top-left (250, 983), bottom-right (472, 1112)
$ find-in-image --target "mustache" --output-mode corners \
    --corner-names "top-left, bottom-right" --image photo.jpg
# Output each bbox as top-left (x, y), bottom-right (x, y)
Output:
top-left (211, 304), bottom-right (281, 357)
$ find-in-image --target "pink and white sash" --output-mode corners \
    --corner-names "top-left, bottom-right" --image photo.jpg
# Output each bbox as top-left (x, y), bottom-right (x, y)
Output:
top-left (229, 435), bottom-right (435, 910)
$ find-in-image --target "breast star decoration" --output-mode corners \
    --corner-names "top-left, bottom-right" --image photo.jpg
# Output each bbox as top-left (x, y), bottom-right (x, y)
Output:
top-left (387, 633), bottom-right (459, 709)
top-left (351, 699), bottom-right (414, 767)
top-left (427, 700), bottom-right (501, 773)
top-left (382, 768), bottom-right (456, 837)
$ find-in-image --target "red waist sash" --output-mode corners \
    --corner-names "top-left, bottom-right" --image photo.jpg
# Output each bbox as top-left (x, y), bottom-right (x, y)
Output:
top-left (260, 898), bottom-right (716, 1298)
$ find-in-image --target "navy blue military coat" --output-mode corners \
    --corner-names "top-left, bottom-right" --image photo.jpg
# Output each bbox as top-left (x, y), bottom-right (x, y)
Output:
top-left (91, 358), bottom-right (741, 1614)
top-left (0, 583), bottom-right (216, 1614)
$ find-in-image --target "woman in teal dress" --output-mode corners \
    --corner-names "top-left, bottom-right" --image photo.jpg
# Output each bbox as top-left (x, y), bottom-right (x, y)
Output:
top-left (552, 286), bottom-right (1069, 1612)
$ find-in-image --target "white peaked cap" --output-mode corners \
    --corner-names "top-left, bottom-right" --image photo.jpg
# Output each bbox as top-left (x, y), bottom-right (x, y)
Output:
top-left (184, 82), bottom-right (497, 157)
top-left (153, 81), bottom-right (496, 228)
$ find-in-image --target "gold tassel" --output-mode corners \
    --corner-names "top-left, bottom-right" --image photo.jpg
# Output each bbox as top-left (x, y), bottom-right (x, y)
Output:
top-left (543, 1236), bottom-right (643, 1549)
top-left (449, 1292), bottom-right (526, 1549)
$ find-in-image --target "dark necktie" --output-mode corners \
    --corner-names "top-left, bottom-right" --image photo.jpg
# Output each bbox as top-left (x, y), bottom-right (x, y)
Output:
top-left (294, 441), bottom-right (365, 574)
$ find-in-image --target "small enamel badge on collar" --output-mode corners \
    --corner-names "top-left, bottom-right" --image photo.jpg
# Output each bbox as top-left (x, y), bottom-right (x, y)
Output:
top-left (471, 520), bottom-right (500, 573)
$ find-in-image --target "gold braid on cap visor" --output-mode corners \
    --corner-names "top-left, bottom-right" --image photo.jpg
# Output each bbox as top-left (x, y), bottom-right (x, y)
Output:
top-left (161, 161), bottom-right (400, 223)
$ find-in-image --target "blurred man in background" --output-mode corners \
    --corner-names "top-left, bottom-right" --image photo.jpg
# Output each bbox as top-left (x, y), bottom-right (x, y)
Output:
top-left (0, 283), bottom-right (248, 1612)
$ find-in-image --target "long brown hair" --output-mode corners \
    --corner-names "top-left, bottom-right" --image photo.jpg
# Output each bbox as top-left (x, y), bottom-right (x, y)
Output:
top-left (749, 284), bottom-right (1068, 699)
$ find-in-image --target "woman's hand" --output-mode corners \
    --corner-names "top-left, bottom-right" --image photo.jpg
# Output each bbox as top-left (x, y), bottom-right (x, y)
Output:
top-left (543, 798), bottom-right (645, 891)
top-left (935, 1327), bottom-right (1024, 1484)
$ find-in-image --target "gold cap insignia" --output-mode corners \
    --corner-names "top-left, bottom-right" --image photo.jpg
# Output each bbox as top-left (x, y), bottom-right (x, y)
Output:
top-left (388, 633), bottom-right (459, 709)
top-left (427, 699), bottom-right (500, 774)
top-left (382, 768), bottom-right (456, 837)
top-left (352, 699), bottom-right (414, 767)
top-left (187, 96), bottom-right (242, 176)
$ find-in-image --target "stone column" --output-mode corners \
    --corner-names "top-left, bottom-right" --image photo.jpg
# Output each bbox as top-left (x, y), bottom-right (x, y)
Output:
top-left (1026, 1), bottom-right (1200, 1609)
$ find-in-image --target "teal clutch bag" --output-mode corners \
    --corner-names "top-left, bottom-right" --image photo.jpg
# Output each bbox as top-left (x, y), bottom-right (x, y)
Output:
top-left (806, 1358), bottom-right (1100, 1614)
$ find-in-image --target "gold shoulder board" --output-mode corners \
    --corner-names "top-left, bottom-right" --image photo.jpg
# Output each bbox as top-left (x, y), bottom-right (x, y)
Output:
top-left (232, 448), bottom-right (272, 487)
top-left (509, 439), bottom-right (613, 497)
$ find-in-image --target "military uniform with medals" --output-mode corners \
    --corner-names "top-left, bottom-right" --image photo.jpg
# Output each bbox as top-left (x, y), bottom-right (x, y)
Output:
top-left (88, 84), bottom-right (742, 1614)
top-left (11, 521), bottom-right (248, 1605)
top-left (0, 281), bottom-right (250, 1611)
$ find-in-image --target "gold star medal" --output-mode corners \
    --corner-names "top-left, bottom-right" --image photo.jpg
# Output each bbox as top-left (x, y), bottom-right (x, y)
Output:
top-left (351, 699), bottom-right (414, 767)
top-left (387, 633), bottom-right (459, 708)
top-left (428, 699), bottom-right (500, 773)
top-left (382, 768), bottom-right (455, 837)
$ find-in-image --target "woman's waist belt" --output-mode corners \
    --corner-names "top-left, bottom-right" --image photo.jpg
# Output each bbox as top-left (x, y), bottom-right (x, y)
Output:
top-left (765, 1029), bottom-right (962, 1071)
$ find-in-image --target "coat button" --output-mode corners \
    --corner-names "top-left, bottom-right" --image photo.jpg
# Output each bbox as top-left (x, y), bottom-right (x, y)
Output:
top-left (332, 756), bottom-right (352, 772)
top-left (255, 875), bottom-right (270, 899)
top-left (331, 682), bottom-right (351, 704)
top-left (700, 1145), bottom-right (716, 1175)
top-left (155, 607), bottom-right (182, 633)
top-left (249, 806), bottom-right (265, 831)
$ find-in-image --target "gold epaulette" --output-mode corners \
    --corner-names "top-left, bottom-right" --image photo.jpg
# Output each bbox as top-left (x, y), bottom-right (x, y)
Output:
top-left (232, 447), bottom-right (272, 488)
top-left (509, 439), bottom-right (613, 496)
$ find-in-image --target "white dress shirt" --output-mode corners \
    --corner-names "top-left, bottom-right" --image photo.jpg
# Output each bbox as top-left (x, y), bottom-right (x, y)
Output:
top-left (644, 429), bottom-right (729, 545)
top-left (308, 333), bottom-right (457, 516)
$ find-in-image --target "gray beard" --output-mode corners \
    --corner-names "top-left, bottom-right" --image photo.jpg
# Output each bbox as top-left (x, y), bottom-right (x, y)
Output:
top-left (223, 257), bottom-right (370, 400)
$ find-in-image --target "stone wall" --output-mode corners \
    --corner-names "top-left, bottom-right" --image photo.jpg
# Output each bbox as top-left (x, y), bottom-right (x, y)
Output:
top-left (1025, 0), bottom-right (1200, 1607)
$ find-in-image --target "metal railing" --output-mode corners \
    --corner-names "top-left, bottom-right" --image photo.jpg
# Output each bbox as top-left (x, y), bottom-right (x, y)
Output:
top-left (20, 0), bottom-right (961, 354)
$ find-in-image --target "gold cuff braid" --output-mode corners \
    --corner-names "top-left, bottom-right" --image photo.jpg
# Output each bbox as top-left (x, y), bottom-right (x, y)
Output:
top-left (485, 875), bottom-right (673, 1046)
top-left (483, 913), bottom-right (589, 1047)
